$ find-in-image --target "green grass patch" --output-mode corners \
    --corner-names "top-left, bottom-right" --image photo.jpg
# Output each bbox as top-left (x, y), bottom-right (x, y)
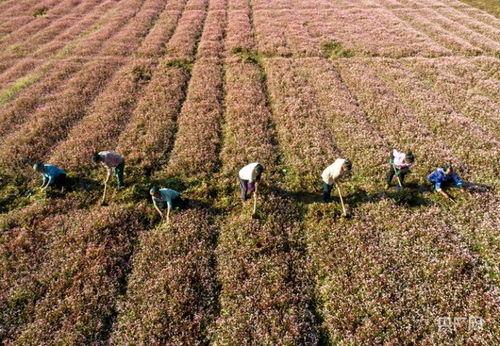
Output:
top-left (164, 59), bottom-right (193, 72)
top-left (459, 0), bottom-right (500, 18)
top-left (32, 6), bottom-right (49, 17)
top-left (0, 72), bottom-right (41, 105)
top-left (321, 41), bottom-right (355, 59)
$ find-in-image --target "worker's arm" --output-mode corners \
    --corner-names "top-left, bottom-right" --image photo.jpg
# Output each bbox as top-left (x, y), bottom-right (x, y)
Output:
top-left (152, 197), bottom-right (163, 218)
top-left (166, 206), bottom-right (171, 223)
top-left (41, 174), bottom-right (53, 190)
top-left (435, 182), bottom-right (452, 200)
top-left (104, 166), bottom-right (112, 184)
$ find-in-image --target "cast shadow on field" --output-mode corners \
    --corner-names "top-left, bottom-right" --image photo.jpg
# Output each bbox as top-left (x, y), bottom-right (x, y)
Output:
top-left (348, 186), bottom-right (434, 208)
top-left (272, 184), bottom-right (434, 209)
top-left (463, 181), bottom-right (494, 194)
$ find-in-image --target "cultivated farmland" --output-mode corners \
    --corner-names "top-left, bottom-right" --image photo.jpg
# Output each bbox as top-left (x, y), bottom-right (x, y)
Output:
top-left (0, 0), bottom-right (499, 344)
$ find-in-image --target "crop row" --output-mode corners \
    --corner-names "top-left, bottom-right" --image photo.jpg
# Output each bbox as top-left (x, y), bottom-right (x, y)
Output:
top-left (305, 199), bottom-right (498, 344)
top-left (0, 57), bottom-right (125, 174)
top-left (218, 60), bottom-right (278, 189)
top-left (214, 195), bottom-right (317, 343)
top-left (134, 0), bottom-right (187, 57)
top-left (116, 65), bottom-right (189, 171)
top-left (0, 0), bottom-right (67, 38)
top-left (0, 203), bottom-right (146, 344)
top-left (99, 0), bottom-right (168, 57)
top-left (49, 59), bottom-right (157, 171)
top-left (111, 208), bottom-right (218, 344)
top-left (262, 57), bottom-right (339, 190)
top-left (0, 0), bottom-right (109, 59)
top-left (164, 0), bottom-right (209, 60)
top-left (225, 0), bottom-right (254, 53)
top-left (403, 57), bottom-right (500, 138)
top-left (365, 58), bottom-right (499, 186)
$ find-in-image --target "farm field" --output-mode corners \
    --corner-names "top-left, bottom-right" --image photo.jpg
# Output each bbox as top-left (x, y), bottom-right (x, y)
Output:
top-left (0, 0), bottom-right (498, 344)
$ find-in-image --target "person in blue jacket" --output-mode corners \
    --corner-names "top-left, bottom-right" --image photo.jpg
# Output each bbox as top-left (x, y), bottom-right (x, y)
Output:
top-left (427, 164), bottom-right (465, 200)
top-left (33, 162), bottom-right (67, 192)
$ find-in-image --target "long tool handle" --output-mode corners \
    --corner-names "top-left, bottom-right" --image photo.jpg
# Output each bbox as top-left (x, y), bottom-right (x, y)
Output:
top-left (336, 184), bottom-right (347, 216)
top-left (392, 163), bottom-right (403, 190)
top-left (102, 183), bottom-right (108, 204)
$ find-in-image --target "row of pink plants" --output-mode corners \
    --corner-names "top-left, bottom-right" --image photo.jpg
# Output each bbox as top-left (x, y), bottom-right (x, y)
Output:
top-left (196, 8), bottom-right (227, 59)
top-left (218, 60), bottom-right (278, 187)
top-left (134, 0), bottom-right (187, 57)
top-left (225, 4), bottom-right (254, 53)
top-left (99, 0), bottom-right (168, 57)
top-left (49, 59), bottom-right (157, 171)
top-left (165, 2), bottom-right (209, 59)
top-left (166, 59), bottom-right (223, 178)
top-left (304, 199), bottom-right (498, 344)
top-left (111, 208), bottom-right (219, 344)
top-left (0, 57), bottom-right (125, 173)
top-left (214, 194), bottom-right (318, 344)
top-left (116, 65), bottom-right (189, 170)
top-left (1, 204), bottom-right (146, 344)
top-left (365, 58), bottom-right (499, 186)
top-left (262, 57), bottom-right (340, 190)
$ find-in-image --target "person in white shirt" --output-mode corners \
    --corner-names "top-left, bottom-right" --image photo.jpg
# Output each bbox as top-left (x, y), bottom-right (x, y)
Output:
top-left (321, 159), bottom-right (352, 202)
top-left (238, 162), bottom-right (264, 202)
top-left (385, 149), bottom-right (414, 189)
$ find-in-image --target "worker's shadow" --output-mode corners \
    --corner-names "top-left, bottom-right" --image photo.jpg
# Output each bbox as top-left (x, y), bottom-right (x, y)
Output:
top-left (66, 176), bottom-right (102, 192)
top-left (463, 181), bottom-right (494, 194)
top-left (348, 185), bottom-right (433, 208)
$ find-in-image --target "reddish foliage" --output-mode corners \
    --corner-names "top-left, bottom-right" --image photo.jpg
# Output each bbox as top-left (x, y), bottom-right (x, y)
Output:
top-left (112, 208), bottom-right (218, 344)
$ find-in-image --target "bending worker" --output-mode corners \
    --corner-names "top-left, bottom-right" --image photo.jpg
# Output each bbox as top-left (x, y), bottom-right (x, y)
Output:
top-left (428, 164), bottom-right (465, 200)
top-left (386, 149), bottom-right (415, 189)
top-left (238, 162), bottom-right (264, 202)
top-left (33, 161), bottom-right (67, 192)
top-left (321, 158), bottom-right (352, 203)
top-left (92, 151), bottom-right (125, 188)
top-left (150, 186), bottom-right (186, 222)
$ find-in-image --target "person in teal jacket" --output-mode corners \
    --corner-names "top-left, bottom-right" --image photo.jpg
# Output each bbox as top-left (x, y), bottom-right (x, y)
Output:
top-left (33, 162), bottom-right (66, 192)
top-left (150, 186), bottom-right (186, 222)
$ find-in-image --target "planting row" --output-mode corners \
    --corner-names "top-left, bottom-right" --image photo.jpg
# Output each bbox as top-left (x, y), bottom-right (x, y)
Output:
top-left (305, 199), bottom-right (498, 344)
top-left (214, 195), bottom-right (317, 344)
top-left (0, 203), bottom-right (146, 344)
top-left (111, 208), bottom-right (218, 344)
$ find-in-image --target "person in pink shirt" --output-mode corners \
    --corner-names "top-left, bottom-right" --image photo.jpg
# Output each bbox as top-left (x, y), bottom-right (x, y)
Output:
top-left (92, 151), bottom-right (125, 188)
top-left (385, 149), bottom-right (414, 190)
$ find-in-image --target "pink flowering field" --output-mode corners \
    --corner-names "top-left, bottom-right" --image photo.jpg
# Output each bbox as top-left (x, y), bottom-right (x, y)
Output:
top-left (0, 0), bottom-right (498, 344)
